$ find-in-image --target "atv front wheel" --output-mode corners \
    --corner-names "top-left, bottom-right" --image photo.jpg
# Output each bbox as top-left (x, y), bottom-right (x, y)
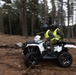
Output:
top-left (24, 52), bottom-right (39, 67)
top-left (57, 52), bottom-right (73, 68)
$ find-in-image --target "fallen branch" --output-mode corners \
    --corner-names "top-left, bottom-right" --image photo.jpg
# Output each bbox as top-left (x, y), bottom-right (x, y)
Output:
top-left (0, 42), bottom-right (22, 49)
top-left (0, 44), bottom-right (21, 49)
top-left (24, 65), bottom-right (41, 74)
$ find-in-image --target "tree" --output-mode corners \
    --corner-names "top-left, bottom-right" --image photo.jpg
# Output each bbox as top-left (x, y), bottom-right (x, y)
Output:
top-left (26, 0), bottom-right (40, 36)
top-left (2, 0), bottom-right (11, 3)
top-left (51, 0), bottom-right (56, 23)
top-left (43, 0), bottom-right (48, 24)
top-left (21, 0), bottom-right (28, 37)
top-left (0, 8), bottom-right (4, 33)
top-left (67, 0), bottom-right (72, 39)
top-left (3, 4), bottom-right (12, 34)
top-left (56, 0), bottom-right (66, 30)
top-left (69, 1), bottom-right (74, 38)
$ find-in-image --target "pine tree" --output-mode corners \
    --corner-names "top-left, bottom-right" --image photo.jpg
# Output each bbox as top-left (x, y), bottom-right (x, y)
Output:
top-left (0, 8), bottom-right (4, 33)
top-left (51, 0), bottom-right (56, 23)
top-left (21, 0), bottom-right (28, 37)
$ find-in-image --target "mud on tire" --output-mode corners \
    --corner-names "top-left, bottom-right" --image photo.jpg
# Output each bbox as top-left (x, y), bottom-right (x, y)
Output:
top-left (57, 52), bottom-right (73, 68)
top-left (24, 52), bottom-right (39, 67)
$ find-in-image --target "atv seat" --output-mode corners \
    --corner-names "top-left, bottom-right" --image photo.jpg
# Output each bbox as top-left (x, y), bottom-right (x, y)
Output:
top-left (54, 41), bottom-right (75, 46)
top-left (26, 41), bottom-right (39, 44)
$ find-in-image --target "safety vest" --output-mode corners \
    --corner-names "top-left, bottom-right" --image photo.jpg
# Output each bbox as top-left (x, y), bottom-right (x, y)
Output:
top-left (51, 28), bottom-right (61, 41)
top-left (44, 30), bottom-right (50, 39)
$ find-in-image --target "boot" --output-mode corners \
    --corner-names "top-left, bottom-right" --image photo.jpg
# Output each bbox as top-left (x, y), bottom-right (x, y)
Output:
top-left (48, 47), bottom-right (54, 56)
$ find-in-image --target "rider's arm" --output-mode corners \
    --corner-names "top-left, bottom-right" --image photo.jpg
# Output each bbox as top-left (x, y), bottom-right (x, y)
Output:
top-left (36, 32), bottom-right (44, 35)
top-left (57, 29), bottom-right (64, 39)
top-left (48, 31), bottom-right (54, 38)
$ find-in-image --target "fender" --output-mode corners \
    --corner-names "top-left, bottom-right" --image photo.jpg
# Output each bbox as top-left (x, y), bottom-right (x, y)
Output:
top-left (26, 42), bottom-right (45, 54)
top-left (64, 44), bottom-right (76, 48)
top-left (54, 46), bottom-right (62, 52)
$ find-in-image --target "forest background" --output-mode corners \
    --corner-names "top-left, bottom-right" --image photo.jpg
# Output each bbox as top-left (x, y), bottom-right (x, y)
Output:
top-left (0, 0), bottom-right (76, 39)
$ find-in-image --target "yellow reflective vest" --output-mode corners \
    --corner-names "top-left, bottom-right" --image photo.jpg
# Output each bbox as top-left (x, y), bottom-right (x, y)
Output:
top-left (51, 28), bottom-right (61, 41)
top-left (44, 28), bottom-right (61, 41)
top-left (44, 29), bottom-right (50, 39)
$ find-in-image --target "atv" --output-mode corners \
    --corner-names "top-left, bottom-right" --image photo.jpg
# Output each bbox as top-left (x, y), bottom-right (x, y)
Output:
top-left (22, 35), bottom-right (76, 67)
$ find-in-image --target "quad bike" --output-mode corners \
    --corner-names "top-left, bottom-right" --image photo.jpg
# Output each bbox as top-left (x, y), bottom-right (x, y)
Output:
top-left (22, 35), bottom-right (76, 67)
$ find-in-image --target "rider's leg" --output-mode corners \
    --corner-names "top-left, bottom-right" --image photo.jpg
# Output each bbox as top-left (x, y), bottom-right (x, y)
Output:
top-left (50, 39), bottom-right (58, 51)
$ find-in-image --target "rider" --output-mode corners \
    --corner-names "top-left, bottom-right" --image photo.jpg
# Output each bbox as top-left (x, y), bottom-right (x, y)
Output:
top-left (41, 23), bottom-right (64, 52)
top-left (41, 24), bottom-right (54, 49)
top-left (49, 23), bottom-right (64, 51)
top-left (41, 24), bottom-right (54, 40)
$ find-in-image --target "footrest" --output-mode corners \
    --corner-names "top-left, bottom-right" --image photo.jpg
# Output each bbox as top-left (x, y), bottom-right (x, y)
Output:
top-left (43, 55), bottom-right (57, 59)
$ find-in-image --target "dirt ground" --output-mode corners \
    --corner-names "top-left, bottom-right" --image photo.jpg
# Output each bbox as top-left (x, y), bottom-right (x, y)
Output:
top-left (0, 34), bottom-right (76, 75)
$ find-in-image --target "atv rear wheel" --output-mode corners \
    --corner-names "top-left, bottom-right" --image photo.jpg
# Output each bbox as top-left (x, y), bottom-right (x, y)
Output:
top-left (57, 52), bottom-right (73, 68)
top-left (24, 52), bottom-right (39, 67)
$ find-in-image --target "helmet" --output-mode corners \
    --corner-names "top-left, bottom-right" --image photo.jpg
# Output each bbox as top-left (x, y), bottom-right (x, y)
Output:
top-left (50, 23), bottom-right (58, 31)
top-left (41, 24), bottom-right (49, 32)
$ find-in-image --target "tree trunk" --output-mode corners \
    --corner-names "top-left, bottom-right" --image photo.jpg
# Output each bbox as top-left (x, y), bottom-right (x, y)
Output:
top-left (60, 0), bottom-right (63, 30)
top-left (0, 8), bottom-right (4, 33)
top-left (67, 0), bottom-right (70, 40)
top-left (57, 2), bottom-right (60, 26)
top-left (71, 0), bottom-right (74, 38)
top-left (75, 24), bottom-right (76, 37)
top-left (8, 9), bottom-right (12, 35)
top-left (31, 13), bottom-right (35, 36)
top-left (72, 15), bottom-right (74, 38)
top-left (21, 0), bottom-right (28, 37)
top-left (43, 0), bottom-right (48, 24)
top-left (51, 0), bottom-right (56, 23)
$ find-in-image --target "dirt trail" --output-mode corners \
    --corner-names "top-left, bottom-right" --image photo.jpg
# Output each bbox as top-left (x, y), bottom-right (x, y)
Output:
top-left (0, 34), bottom-right (76, 75)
